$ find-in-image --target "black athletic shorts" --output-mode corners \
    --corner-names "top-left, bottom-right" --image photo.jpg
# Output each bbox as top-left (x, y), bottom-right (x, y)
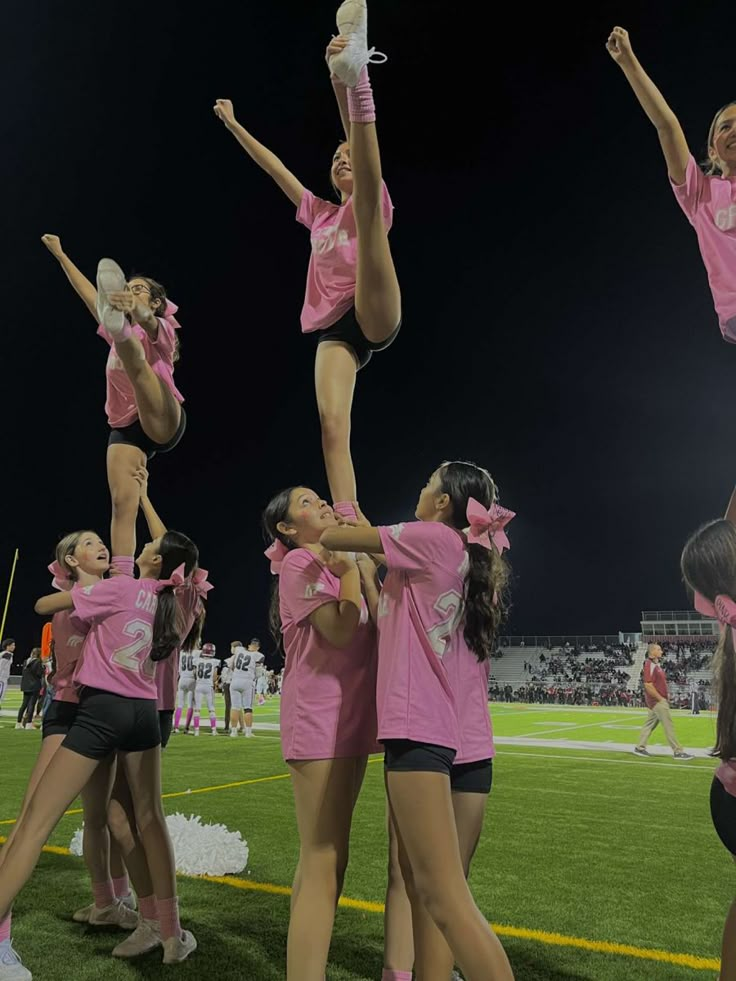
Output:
top-left (42, 700), bottom-right (78, 739)
top-left (711, 775), bottom-right (736, 856)
top-left (383, 739), bottom-right (456, 777)
top-left (159, 709), bottom-right (174, 749)
top-left (316, 306), bottom-right (401, 370)
top-left (450, 758), bottom-right (493, 794)
top-left (108, 407), bottom-right (187, 461)
top-left (62, 688), bottom-right (161, 760)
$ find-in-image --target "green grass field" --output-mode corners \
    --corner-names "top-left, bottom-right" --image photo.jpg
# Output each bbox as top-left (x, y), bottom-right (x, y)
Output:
top-left (0, 694), bottom-right (730, 980)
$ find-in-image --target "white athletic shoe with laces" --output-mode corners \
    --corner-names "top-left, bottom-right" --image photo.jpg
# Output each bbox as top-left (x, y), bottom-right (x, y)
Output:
top-left (0, 941), bottom-right (32, 981)
top-left (162, 929), bottom-right (197, 964)
top-left (73, 892), bottom-right (136, 923)
top-left (112, 918), bottom-right (162, 958)
top-left (96, 258), bottom-right (127, 335)
top-left (87, 900), bottom-right (139, 930)
top-left (328, 0), bottom-right (386, 87)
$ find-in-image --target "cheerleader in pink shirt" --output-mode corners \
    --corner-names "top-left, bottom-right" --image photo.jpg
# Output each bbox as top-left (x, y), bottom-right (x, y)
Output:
top-left (682, 518), bottom-right (736, 981)
top-left (0, 531), bottom-right (207, 967)
top-left (321, 461), bottom-right (515, 981)
top-left (383, 490), bottom-right (514, 981)
top-left (262, 485), bottom-right (379, 980)
top-left (608, 27), bottom-right (736, 342)
top-left (41, 233), bottom-right (185, 560)
top-left (215, 0), bottom-right (401, 526)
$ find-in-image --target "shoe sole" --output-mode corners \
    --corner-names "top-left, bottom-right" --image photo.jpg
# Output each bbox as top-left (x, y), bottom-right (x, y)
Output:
top-left (97, 258), bottom-right (126, 332)
top-left (112, 940), bottom-right (162, 959)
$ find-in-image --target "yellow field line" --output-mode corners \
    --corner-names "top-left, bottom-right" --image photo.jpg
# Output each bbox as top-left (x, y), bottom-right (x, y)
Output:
top-left (0, 836), bottom-right (720, 971)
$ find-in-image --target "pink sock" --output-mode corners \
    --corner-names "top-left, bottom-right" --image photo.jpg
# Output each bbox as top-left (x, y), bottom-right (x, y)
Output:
top-left (92, 880), bottom-right (115, 909)
top-left (382, 972), bottom-right (412, 981)
top-left (157, 896), bottom-right (181, 942)
top-left (210, 715), bottom-right (217, 732)
top-left (0, 913), bottom-right (11, 944)
top-left (185, 707), bottom-right (194, 730)
top-left (333, 501), bottom-right (358, 523)
top-left (112, 874), bottom-right (130, 899)
top-left (174, 707), bottom-right (183, 729)
top-left (347, 66), bottom-right (376, 123)
top-left (194, 715), bottom-right (200, 732)
top-left (138, 895), bottom-right (157, 922)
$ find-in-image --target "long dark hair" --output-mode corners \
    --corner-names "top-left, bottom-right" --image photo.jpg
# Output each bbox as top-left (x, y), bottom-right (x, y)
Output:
top-left (681, 518), bottom-right (736, 759)
top-left (438, 461), bottom-right (510, 662)
top-left (151, 530), bottom-right (200, 662)
top-left (262, 487), bottom-right (301, 651)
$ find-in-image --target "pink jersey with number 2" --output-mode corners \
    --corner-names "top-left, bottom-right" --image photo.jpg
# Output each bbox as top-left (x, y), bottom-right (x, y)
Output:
top-left (71, 577), bottom-right (163, 700)
top-left (376, 521), bottom-right (466, 751)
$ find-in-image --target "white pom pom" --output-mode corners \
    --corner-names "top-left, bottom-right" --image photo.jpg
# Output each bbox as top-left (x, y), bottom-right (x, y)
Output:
top-left (69, 826), bottom-right (84, 857)
top-left (165, 813), bottom-right (249, 876)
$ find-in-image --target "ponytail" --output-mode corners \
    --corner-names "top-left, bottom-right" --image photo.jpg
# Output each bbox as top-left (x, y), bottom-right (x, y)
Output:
top-left (463, 542), bottom-right (509, 662)
top-left (262, 486), bottom-right (303, 656)
top-left (714, 626), bottom-right (736, 760)
top-left (151, 587), bottom-right (184, 662)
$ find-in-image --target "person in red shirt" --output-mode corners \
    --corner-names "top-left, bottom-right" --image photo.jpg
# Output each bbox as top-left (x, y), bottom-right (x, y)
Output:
top-left (634, 644), bottom-right (692, 759)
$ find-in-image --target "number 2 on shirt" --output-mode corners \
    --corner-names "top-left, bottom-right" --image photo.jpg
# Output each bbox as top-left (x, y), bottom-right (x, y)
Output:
top-left (426, 591), bottom-right (463, 657)
top-left (112, 620), bottom-right (155, 678)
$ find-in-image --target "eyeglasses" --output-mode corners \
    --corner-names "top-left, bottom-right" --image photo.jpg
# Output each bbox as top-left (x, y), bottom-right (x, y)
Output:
top-left (129, 284), bottom-right (151, 296)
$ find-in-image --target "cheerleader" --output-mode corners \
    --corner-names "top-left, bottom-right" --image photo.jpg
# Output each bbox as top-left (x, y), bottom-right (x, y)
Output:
top-left (214, 0), bottom-right (400, 524)
top-left (320, 461), bottom-right (515, 980)
top-left (41, 234), bottom-right (186, 559)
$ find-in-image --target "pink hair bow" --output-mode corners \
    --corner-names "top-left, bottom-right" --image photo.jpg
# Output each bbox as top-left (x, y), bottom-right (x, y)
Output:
top-left (191, 567), bottom-right (213, 597)
top-left (694, 592), bottom-right (736, 636)
top-left (48, 560), bottom-right (73, 592)
top-left (466, 498), bottom-right (516, 553)
top-left (159, 564), bottom-right (213, 598)
top-left (265, 540), bottom-right (289, 575)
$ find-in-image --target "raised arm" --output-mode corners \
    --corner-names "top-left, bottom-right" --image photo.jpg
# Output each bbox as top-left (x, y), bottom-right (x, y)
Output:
top-left (326, 37), bottom-right (352, 142)
top-left (213, 100), bottom-right (306, 208)
top-left (606, 27), bottom-right (690, 185)
top-left (135, 468), bottom-right (168, 540)
top-left (308, 550), bottom-right (362, 649)
top-left (41, 234), bottom-right (99, 321)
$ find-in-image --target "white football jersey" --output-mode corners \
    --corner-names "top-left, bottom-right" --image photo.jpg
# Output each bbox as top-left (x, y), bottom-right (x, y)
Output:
top-left (227, 647), bottom-right (264, 685)
top-left (179, 649), bottom-right (199, 681)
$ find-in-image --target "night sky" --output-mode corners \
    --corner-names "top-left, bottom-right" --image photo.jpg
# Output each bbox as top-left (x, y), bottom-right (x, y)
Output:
top-left (2, 0), bottom-right (734, 666)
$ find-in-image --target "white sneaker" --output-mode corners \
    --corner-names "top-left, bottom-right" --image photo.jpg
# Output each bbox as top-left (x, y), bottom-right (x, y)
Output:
top-left (162, 929), bottom-right (197, 964)
top-left (14, 724), bottom-right (22, 730)
top-left (23, 725), bottom-right (35, 731)
top-left (194, 729), bottom-right (200, 737)
top-left (74, 893), bottom-right (136, 923)
top-left (96, 258), bottom-right (127, 335)
top-left (230, 729), bottom-right (238, 738)
top-left (328, 0), bottom-right (386, 87)
top-left (0, 941), bottom-right (32, 981)
top-left (112, 918), bottom-right (161, 958)
top-left (88, 900), bottom-right (139, 930)
top-left (245, 730), bottom-right (253, 738)
top-left (211, 728), bottom-right (218, 736)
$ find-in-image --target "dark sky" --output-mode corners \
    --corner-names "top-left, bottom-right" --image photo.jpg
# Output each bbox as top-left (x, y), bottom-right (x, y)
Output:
top-left (2, 0), bottom-right (734, 664)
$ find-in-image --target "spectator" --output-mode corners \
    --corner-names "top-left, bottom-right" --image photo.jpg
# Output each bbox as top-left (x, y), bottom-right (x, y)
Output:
top-left (15, 648), bottom-right (44, 730)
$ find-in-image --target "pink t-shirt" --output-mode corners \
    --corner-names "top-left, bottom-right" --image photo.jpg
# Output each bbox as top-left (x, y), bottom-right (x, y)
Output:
top-left (279, 548), bottom-right (378, 761)
top-left (51, 610), bottom-right (89, 705)
top-left (672, 155), bottom-right (736, 338)
top-left (98, 301), bottom-right (184, 428)
top-left (296, 184), bottom-right (394, 333)
top-left (71, 576), bottom-right (163, 700)
top-left (444, 636), bottom-right (495, 765)
top-left (156, 585), bottom-right (203, 711)
top-left (376, 521), bottom-right (465, 751)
